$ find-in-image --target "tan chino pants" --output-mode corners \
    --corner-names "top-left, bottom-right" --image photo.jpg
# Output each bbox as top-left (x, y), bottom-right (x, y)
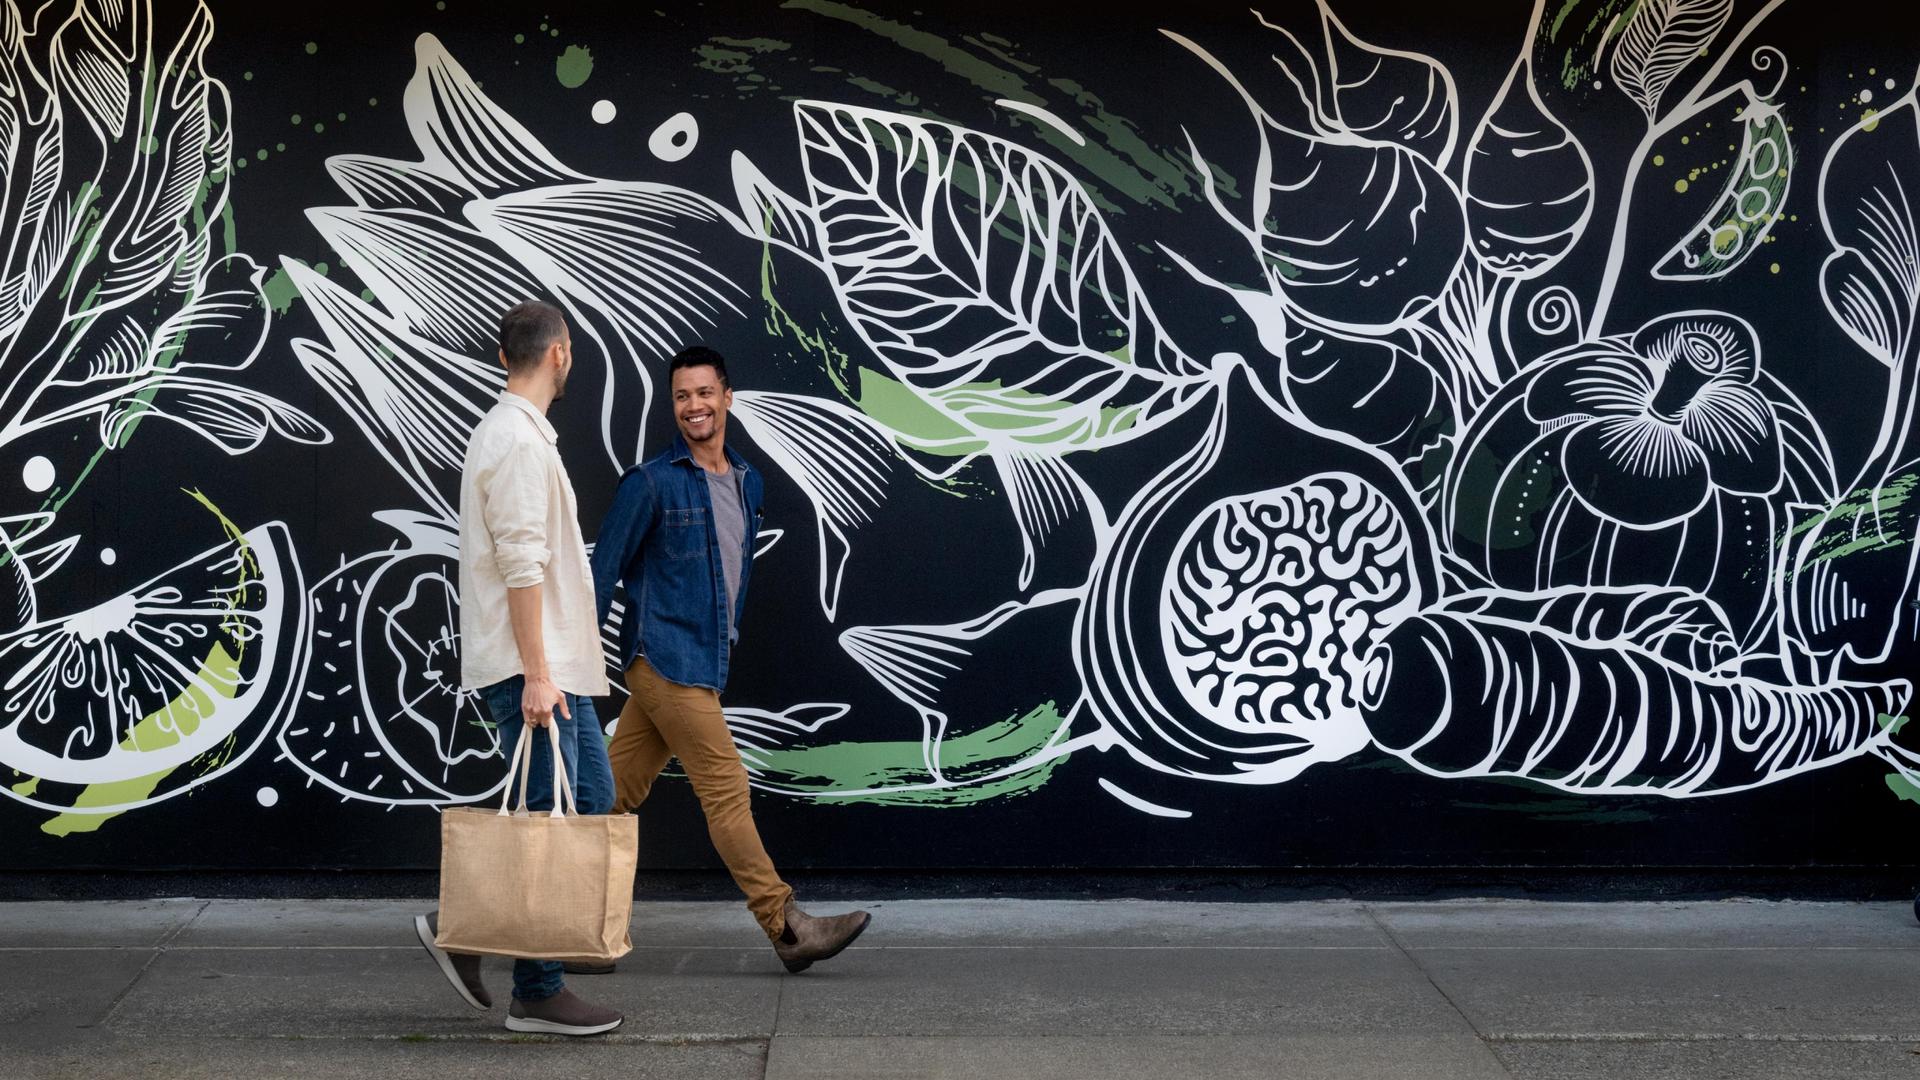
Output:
top-left (608, 657), bottom-right (795, 940)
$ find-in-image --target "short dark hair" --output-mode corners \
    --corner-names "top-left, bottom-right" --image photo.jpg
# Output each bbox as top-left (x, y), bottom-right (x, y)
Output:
top-left (669, 345), bottom-right (730, 388)
top-left (499, 301), bottom-right (567, 372)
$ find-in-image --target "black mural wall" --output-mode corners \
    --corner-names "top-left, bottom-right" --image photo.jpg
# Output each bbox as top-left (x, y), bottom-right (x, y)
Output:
top-left (5, 0), bottom-right (1920, 872)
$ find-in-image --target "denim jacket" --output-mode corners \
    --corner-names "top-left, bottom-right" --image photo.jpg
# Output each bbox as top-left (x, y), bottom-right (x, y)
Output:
top-left (592, 434), bottom-right (763, 692)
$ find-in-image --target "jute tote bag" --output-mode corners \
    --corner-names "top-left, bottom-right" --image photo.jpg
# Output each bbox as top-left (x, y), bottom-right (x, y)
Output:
top-left (434, 723), bottom-right (637, 962)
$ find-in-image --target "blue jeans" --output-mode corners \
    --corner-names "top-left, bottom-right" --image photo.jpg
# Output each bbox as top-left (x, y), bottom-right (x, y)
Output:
top-left (482, 676), bottom-right (615, 1002)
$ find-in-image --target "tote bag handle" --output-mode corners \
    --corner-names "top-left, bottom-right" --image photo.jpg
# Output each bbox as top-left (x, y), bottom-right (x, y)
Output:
top-left (495, 718), bottom-right (578, 819)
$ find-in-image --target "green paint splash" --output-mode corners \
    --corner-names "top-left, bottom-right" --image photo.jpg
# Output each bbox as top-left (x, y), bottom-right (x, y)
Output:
top-left (262, 267), bottom-right (300, 314)
top-left (1544, 0), bottom-right (1640, 90)
top-left (743, 702), bottom-right (1069, 805)
top-left (712, 36), bottom-right (792, 53)
top-left (1886, 773), bottom-right (1920, 806)
top-left (1783, 473), bottom-right (1917, 569)
top-left (556, 45), bottom-right (594, 88)
top-left (783, 0), bottom-right (1230, 213)
top-left (41, 643), bottom-right (242, 836)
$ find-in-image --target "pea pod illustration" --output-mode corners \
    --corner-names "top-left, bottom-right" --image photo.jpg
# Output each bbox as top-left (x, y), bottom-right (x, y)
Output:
top-left (1652, 97), bottom-right (1792, 280)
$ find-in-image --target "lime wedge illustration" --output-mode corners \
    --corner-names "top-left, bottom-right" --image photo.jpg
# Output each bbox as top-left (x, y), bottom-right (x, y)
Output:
top-left (0, 519), bottom-right (307, 817)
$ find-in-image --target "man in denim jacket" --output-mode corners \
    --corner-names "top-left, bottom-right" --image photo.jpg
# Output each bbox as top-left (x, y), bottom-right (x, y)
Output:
top-left (592, 345), bottom-right (870, 972)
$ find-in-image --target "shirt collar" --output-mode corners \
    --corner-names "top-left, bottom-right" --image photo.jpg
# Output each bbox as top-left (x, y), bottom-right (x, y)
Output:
top-left (498, 392), bottom-right (558, 445)
top-left (668, 432), bottom-right (750, 476)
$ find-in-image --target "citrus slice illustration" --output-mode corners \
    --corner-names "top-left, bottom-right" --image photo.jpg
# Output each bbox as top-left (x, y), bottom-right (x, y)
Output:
top-left (0, 519), bottom-right (308, 815)
top-left (281, 512), bottom-right (506, 805)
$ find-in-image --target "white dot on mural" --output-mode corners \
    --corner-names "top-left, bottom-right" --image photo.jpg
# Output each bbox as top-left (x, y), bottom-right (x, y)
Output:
top-left (99, 547), bottom-right (116, 566)
top-left (257, 787), bottom-right (279, 808)
top-left (648, 112), bottom-right (699, 162)
top-left (1860, 88), bottom-right (1874, 104)
top-left (21, 456), bottom-right (53, 493)
top-left (591, 99), bottom-right (617, 124)
top-left (1888, 78), bottom-right (1899, 91)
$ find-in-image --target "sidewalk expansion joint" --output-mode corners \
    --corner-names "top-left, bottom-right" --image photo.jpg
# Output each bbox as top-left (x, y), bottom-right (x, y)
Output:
top-left (85, 899), bottom-right (210, 1030)
top-left (1361, 904), bottom-right (1517, 1078)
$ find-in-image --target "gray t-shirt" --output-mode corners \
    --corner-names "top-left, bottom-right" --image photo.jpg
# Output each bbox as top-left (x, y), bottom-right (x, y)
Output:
top-left (704, 466), bottom-right (747, 644)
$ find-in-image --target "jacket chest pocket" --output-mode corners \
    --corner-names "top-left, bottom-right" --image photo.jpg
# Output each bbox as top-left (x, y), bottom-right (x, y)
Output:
top-left (662, 507), bottom-right (707, 561)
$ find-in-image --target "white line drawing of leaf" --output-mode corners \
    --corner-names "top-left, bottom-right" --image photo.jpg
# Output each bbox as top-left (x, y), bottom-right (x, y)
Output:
top-left (464, 182), bottom-right (751, 358)
top-left (15, 533), bottom-right (76, 584)
top-left (1777, 70), bottom-right (1920, 675)
top-left (1364, 597), bottom-right (1911, 797)
top-left (308, 205), bottom-right (545, 357)
top-left (47, 0), bottom-right (137, 145)
top-left (402, 32), bottom-right (580, 195)
top-left (99, 376), bottom-right (328, 455)
top-left (728, 703), bottom-right (850, 776)
top-left (1818, 71), bottom-right (1919, 373)
top-left (56, 309), bottom-right (148, 384)
top-left (48, 252), bottom-right (271, 387)
top-left (145, 252), bottom-right (274, 371)
top-left (995, 452), bottom-right (1086, 591)
top-left (0, 512), bottom-right (55, 548)
top-left (728, 389), bottom-right (912, 621)
top-left (68, 2), bottom-right (230, 319)
top-left (287, 259), bottom-right (502, 521)
top-left (791, 100), bottom-right (1213, 458)
top-left (0, 117), bottom-right (65, 339)
top-left (0, 2), bottom-right (242, 438)
top-left (732, 150), bottom-right (820, 262)
top-left (325, 154), bottom-right (470, 216)
top-left (465, 181), bottom-right (755, 469)
top-left (1606, 0), bottom-right (1735, 121)
top-left (838, 588), bottom-right (1081, 786)
top-left (14, 252), bottom-right (322, 455)
top-left (0, 3), bottom-right (65, 343)
top-left (1763, 371), bottom-right (1838, 506)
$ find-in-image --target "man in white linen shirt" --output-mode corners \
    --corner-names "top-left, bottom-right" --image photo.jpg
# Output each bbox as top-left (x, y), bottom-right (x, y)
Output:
top-left (412, 300), bottom-right (622, 1037)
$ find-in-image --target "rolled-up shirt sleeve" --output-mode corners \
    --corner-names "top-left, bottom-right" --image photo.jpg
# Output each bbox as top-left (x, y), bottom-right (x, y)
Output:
top-left (483, 439), bottom-right (552, 588)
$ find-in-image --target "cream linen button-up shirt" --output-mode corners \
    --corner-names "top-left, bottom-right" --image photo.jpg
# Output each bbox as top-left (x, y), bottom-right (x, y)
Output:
top-left (457, 392), bottom-right (609, 697)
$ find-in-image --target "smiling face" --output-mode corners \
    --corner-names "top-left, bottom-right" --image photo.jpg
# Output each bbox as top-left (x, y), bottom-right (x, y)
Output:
top-left (672, 362), bottom-right (732, 447)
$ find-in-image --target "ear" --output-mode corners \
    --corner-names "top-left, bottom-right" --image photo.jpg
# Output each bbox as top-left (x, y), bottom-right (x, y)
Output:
top-left (498, 349), bottom-right (511, 370)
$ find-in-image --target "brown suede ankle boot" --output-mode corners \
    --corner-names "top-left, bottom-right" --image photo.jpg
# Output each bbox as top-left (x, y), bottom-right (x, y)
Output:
top-left (773, 901), bottom-right (871, 973)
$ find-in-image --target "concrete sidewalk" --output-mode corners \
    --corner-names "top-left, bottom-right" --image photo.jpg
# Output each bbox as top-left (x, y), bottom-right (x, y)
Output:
top-left (1, 898), bottom-right (1916, 1079)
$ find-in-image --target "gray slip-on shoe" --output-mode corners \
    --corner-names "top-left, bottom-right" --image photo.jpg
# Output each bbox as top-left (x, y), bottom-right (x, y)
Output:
top-left (774, 902), bottom-right (871, 973)
top-left (505, 988), bottom-right (624, 1035)
top-left (414, 912), bottom-right (491, 1010)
